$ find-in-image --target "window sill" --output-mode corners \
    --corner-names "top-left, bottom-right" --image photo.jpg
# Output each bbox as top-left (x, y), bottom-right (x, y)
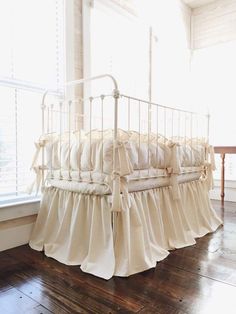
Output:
top-left (0, 196), bottom-right (41, 209)
top-left (0, 197), bottom-right (40, 222)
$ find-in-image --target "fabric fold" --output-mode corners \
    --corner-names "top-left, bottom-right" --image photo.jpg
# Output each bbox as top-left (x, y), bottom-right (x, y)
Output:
top-left (30, 179), bottom-right (222, 279)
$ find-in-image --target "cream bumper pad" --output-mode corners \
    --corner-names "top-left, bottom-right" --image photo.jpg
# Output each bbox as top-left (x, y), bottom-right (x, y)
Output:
top-left (29, 180), bottom-right (222, 279)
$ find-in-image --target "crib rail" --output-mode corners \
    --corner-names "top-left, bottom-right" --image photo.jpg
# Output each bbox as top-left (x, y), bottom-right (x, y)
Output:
top-left (38, 74), bottom-right (210, 202)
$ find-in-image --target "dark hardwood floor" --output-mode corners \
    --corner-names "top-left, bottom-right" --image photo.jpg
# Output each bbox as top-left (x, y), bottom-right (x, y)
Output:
top-left (0, 200), bottom-right (236, 314)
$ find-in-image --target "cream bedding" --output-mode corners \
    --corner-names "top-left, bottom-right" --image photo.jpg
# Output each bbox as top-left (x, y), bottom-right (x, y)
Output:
top-left (47, 167), bottom-right (202, 195)
top-left (43, 129), bottom-right (207, 173)
top-left (29, 132), bottom-right (221, 279)
top-left (29, 179), bottom-right (222, 279)
top-left (48, 170), bottom-right (201, 195)
top-left (30, 129), bottom-right (212, 200)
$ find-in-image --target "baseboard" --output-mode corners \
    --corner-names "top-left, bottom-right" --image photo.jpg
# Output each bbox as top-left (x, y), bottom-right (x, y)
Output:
top-left (0, 215), bottom-right (37, 252)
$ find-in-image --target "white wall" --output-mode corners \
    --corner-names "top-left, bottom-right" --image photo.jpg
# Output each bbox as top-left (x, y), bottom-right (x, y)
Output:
top-left (191, 0), bottom-right (236, 200)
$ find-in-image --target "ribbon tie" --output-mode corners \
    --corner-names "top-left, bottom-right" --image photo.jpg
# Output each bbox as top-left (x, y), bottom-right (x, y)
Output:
top-left (168, 143), bottom-right (181, 200)
top-left (26, 166), bottom-right (44, 195)
top-left (203, 145), bottom-right (216, 191)
top-left (110, 140), bottom-right (133, 212)
top-left (27, 138), bottom-right (47, 195)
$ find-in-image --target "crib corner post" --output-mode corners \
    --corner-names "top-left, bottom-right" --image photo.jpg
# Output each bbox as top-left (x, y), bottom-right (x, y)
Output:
top-left (112, 88), bottom-right (120, 212)
top-left (113, 88), bottom-right (120, 140)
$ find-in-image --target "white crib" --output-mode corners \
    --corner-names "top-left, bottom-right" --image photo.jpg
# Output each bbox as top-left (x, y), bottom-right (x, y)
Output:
top-left (29, 74), bottom-right (222, 279)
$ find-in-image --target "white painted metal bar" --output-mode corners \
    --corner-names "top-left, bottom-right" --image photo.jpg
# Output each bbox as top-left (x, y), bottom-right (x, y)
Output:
top-left (68, 100), bottom-right (72, 181)
top-left (207, 113), bottom-right (210, 145)
top-left (78, 101), bottom-right (82, 181)
top-left (156, 105), bottom-right (159, 169)
top-left (147, 103), bottom-right (151, 176)
top-left (171, 110), bottom-right (174, 139)
top-left (164, 107), bottom-right (167, 167)
top-left (59, 101), bottom-right (63, 180)
top-left (121, 94), bottom-right (207, 116)
top-left (41, 100), bottom-right (45, 190)
top-left (50, 104), bottom-right (54, 179)
top-left (89, 97), bottom-right (93, 182)
top-left (47, 107), bottom-right (50, 133)
top-left (128, 97), bottom-right (130, 132)
top-left (138, 100), bottom-right (141, 177)
top-left (42, 74), bottom-right (118, 107)
top-left (101, 95), bottom-right (104, 174)
top-left (178, 111), bottom-right (180, 143)
top-left (190, 113), bottom-right (193, 170)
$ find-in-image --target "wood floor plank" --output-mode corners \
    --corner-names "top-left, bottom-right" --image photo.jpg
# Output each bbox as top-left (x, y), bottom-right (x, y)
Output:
top-left (4, 268), bottom-right (139, 314)
top-left (0, 200), bottom-right (235, 314)
top-left (132, 264), bottom-right (236, 314)
top-left (164, 245), bottom-right (236, 286)
top-left (0, 287), bottom-right (39, 314)
top-left (24, 305), bottom-right (53, 314)
top-left (137, 304), bottom-right (186, 314)
top-left (5, 246), bottom-right (144, 313)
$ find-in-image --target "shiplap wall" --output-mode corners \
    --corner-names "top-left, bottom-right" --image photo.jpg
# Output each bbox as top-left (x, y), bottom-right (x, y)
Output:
top-left (192, 0), bottom-right (236, 49)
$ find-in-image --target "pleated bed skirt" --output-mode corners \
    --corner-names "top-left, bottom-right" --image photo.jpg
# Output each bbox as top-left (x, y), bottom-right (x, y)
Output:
top-left (29, 179), bottom-right (222, 279)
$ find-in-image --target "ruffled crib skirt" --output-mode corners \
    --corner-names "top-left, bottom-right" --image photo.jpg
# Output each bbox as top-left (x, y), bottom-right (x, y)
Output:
top-left (29, 179), bottom-right (222, 279)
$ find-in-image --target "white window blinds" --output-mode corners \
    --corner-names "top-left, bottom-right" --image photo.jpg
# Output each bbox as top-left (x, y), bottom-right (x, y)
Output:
top-left (0, 0), bottom-right (64, 204)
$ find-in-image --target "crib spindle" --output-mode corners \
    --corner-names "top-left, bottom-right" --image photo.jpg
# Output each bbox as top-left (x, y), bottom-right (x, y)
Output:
top-left (89, 97), bottom-right (93, 182)
top-left (101, 95), bottom-right (104, 174)
top-left (171, 110), bottom-right (174, 140)
top-left (78, 99), bottom-right (82, 181)
top-left (156, 105), bottom-right (159, 171)
top-left (178, 111), bottom-right (180, 144)
top-left (138, 100), bottom-right (141, 177)
top-left (190, 113), bottom-right (193, 171)
top-left (68, 100), bottom-right (72, 181)
top-left (164, 107), bottom-right (167, 169)
top-left (41, 99), bottom-right (46, 191)
top-left (59, 101), bottom-right (63, 180)
top-left (50, 104), bottom-right (54, 179)
top-left (207, 112), bottom-right (210, 146)
top-left (47, 107), bottom-right (50, 134)
top-left (147, 103), bottom-right (151, 176)
top-left (128, 97), bottom-right (130, 132)
top-left (196, 115), bottom-right (199, 144)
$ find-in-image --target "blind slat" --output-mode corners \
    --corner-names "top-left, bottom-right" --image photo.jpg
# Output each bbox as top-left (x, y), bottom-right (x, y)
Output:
top-left (0, 0), bottom-right (64, 203)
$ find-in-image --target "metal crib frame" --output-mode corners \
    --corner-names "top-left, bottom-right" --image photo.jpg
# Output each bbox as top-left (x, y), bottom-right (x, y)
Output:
top-left (40, 74), bottom-right (210, 196)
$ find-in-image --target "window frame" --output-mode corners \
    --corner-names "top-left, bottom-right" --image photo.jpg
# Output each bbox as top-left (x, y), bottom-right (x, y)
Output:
top-left (0, 0), bottom-right (69, 209)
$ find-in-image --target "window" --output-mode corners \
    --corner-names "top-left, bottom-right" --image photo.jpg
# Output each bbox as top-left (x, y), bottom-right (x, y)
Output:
top-left (0, 0), bottom-right (65, 204)
top-left (90, 1), bottom-right (149, 98)
top-left (83, 0), bottom-right (150, 130)
top-left (191, 41), bottom-right (236, 180)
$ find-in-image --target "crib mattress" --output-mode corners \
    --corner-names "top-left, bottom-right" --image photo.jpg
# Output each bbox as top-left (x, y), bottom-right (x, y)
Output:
top-left (48, 167), bottom-right (202, 195)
